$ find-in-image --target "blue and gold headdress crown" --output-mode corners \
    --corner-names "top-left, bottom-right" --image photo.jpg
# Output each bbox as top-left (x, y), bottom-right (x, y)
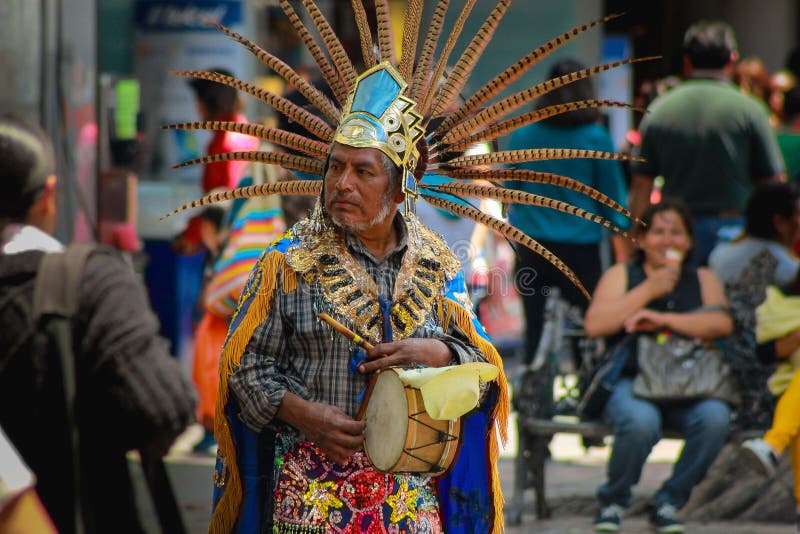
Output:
top-left (165, 2), bottom-right (653, 298)
top-left (334, 62), bottom-right (425, 201)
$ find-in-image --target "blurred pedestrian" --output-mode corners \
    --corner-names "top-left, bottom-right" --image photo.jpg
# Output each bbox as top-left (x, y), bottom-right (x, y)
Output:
top-left (735, 55), bottom-right (771, 102)
top-left (769, 69), bottom-right (797, 128)
top-left (630, 20), bottom-right (786, 267)
top-left (505, 57), bottom-right (631, 364)
top-left (777, 86), bottom-right (800, 182)
top-left (708, 182), bottom-right (800, 428)
top-left (0, 115), bottom-right (196, 533)
top-left (172, 67), bottom-right (259, 256)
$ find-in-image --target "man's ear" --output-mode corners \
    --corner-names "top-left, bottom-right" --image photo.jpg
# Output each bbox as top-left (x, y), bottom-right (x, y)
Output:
top-left (392, 186), bottom-right (406, 204)
top-left (26, 175), bottom-right (57, 230)
top-left (774, 212), bottom-right (788, 236)
top-left (682, 54), bottom-right (693, 75)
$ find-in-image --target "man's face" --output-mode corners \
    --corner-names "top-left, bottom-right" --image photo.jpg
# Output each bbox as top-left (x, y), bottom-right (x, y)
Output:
top-left (324, 143), bottom-right (401, 234)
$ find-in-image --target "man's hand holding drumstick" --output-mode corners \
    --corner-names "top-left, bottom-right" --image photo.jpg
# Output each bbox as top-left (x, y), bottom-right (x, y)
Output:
top-left (317, 313), bottom-right (453, 374)
top-left (273, 314), bottom-right (371, 465)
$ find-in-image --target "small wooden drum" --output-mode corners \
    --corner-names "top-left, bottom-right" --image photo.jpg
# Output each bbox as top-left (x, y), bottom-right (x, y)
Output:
top-left (361, 367), bottom-right (462, 476)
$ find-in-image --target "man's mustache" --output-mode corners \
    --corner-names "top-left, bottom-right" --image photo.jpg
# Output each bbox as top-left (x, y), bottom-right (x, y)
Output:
top-left (329, 193), bottom-right (357, 204)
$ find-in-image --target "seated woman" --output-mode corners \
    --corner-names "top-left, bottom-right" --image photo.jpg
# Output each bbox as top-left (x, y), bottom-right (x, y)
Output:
top-left (584, 199), bottom-right (734, 533)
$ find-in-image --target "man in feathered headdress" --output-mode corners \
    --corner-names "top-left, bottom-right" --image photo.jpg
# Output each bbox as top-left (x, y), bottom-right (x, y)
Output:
top-left (164, 3), bottom-right (642, 532)
top-left (210, 60), bottom-right (509, 534)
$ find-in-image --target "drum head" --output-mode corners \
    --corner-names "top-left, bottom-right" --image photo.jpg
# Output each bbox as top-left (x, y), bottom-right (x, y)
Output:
top-left (364, 370), bottom-right (408, 471)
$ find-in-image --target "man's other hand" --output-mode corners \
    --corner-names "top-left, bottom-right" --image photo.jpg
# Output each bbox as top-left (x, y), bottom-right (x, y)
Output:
top-left (359, 338), bottom-right (452, 374)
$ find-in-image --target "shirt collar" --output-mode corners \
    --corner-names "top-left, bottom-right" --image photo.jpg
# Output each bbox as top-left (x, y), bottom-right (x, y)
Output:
top-left (342, 213), bottom-right (408, 264)
top-left (1, 224), bottom-right (63, 254)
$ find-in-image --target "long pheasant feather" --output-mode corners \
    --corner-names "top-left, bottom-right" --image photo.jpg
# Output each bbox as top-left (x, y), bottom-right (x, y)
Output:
top-left (425, 182), bottom-right (634, 240)
top-left (422, 195), bottom-right (589, 298)
top-left (374, 0), bottom-right (395, 64)
top-left (442, 56), bottom-right (659, 143)
top-left (162, 121), bottom-right (330, 159)
top-left (409, 0), bottom-right (450, 100)
top-left (433, 13), bottom-right (623, 135)
top-left (429, 0), bottom-right (512, 119)
top-left (439, 100), bottom-right (641, 150)
top-left (173, 151), bottom-right (325, 176)
top-left (205, 20), bottom-right (340, 124)
top-left (442, 147), bottom-right (642, 168)
top-left (442, 167), bottom-right (640, 224)
top-left (351, 0), bottom-right (376, 68)
top-left (279, 0), bottom-right (348, 105)
top-left (418, 0), bottom-right (477, 116)
top-left (398, 0), bottom-right (424, 82)
top-left (162, 180), bottom-right (323, 220)
top-left (301, 0), bottom-right (357, 91)
top-left (173, 71), bottom-right (335, 142)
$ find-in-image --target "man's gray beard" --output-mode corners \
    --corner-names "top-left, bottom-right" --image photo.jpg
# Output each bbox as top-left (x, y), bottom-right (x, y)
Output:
top-left (330, 196), bottom-right (393, 234)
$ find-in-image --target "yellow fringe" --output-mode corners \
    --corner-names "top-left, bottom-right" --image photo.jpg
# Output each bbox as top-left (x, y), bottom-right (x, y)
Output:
top-left (211, 250), bottom-right (296, 533)
top-left (439, 297), bottom-right (510, 534)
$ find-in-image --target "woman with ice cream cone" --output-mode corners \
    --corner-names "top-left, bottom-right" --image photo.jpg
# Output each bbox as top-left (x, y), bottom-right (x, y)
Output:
top-left (585, 198), bottom-right (734, 533)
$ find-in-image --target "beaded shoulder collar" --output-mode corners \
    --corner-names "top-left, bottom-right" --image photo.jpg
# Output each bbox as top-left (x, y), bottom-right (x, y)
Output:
top-left (285, 215), bottom-right (460, 343)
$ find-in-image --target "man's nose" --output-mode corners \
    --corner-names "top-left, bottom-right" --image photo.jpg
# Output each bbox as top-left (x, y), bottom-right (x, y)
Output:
top-left (334, 166), bottom-right (355, 191)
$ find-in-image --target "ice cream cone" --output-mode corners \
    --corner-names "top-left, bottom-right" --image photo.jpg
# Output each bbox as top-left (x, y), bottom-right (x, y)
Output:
top-left (665, 247), bottom-right (683, 269)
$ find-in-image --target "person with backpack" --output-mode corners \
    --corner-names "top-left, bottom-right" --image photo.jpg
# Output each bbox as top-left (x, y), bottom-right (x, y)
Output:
top-left (0, 114), bottom-right (196, 533)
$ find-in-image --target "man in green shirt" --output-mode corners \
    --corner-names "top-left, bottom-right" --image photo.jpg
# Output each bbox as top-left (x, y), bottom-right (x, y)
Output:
top-left (630, 20), bottom-right (785, 266)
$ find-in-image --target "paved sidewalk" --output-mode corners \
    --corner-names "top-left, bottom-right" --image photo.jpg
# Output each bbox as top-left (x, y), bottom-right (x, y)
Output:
top-left (128, 423), bottom-right (793, 533)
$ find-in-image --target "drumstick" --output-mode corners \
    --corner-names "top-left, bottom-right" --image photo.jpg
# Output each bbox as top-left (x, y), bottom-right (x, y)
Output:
top-left (317, 313), bottom-right (375, 350)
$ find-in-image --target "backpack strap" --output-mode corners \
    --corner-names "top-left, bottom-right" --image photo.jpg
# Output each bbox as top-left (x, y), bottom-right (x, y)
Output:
top-left (33, 243), bottom-right (95, 534)
top-left (33, 243), bottom-right (95, 321)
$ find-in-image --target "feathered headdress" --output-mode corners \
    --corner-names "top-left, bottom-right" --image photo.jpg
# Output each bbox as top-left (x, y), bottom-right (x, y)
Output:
top-left (164, 1), bottom-right (652, 297)
top-left (165, 0), bottom-right (652, 297)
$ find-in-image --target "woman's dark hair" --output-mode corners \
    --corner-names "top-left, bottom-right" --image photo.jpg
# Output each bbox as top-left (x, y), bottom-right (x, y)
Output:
top-left (0, 115), bottom-right (55, 220)
top-left (632, 198), bottom-right (695, 264)
top-left (189, 67), bottom-right (241, 118)
top-left (745, 182), bottom-right (800, 239)
top-left (535, 58), bottom-right (601, 126)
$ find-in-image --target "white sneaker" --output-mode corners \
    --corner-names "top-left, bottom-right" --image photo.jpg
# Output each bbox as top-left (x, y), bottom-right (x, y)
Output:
top-left (741, 438), bottom-right (779, 477)
top-left (594, 503), bottom-right (625, 532)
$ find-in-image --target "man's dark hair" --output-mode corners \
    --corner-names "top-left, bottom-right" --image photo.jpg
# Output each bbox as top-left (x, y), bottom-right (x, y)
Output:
top-left (535, 58), bottom-right (601, 126)
top-left (682, 20), bottom-right (738, 70)
top-left (189, 67), bottom-right (241, 118)
top-left (379, 151), bottom-right (401, 194)
top-left (745, 182), bottom-right (800, 239)
top-left (198, 205), bottom-right (227, 231)
top-left (0, 115), bottom-right (55, 220)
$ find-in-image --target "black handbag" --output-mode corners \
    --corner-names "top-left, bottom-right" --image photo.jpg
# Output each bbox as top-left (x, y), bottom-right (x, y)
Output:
top-left (632, 333), bottom-right (741, 406)
top-left (577, 335), bottom-right (635, 420)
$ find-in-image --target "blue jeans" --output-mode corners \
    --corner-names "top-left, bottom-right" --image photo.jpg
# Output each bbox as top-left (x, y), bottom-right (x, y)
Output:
top-left (597, 378), bottom-right (731, 509)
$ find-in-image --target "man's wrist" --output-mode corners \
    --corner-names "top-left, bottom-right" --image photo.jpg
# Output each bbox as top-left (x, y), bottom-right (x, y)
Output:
top-left (276, 391), bottom-right (310, 433)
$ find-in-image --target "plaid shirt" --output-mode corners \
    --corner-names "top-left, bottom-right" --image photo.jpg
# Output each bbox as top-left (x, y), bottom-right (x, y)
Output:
top-left (229, 216), bottom-right (484, 435)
